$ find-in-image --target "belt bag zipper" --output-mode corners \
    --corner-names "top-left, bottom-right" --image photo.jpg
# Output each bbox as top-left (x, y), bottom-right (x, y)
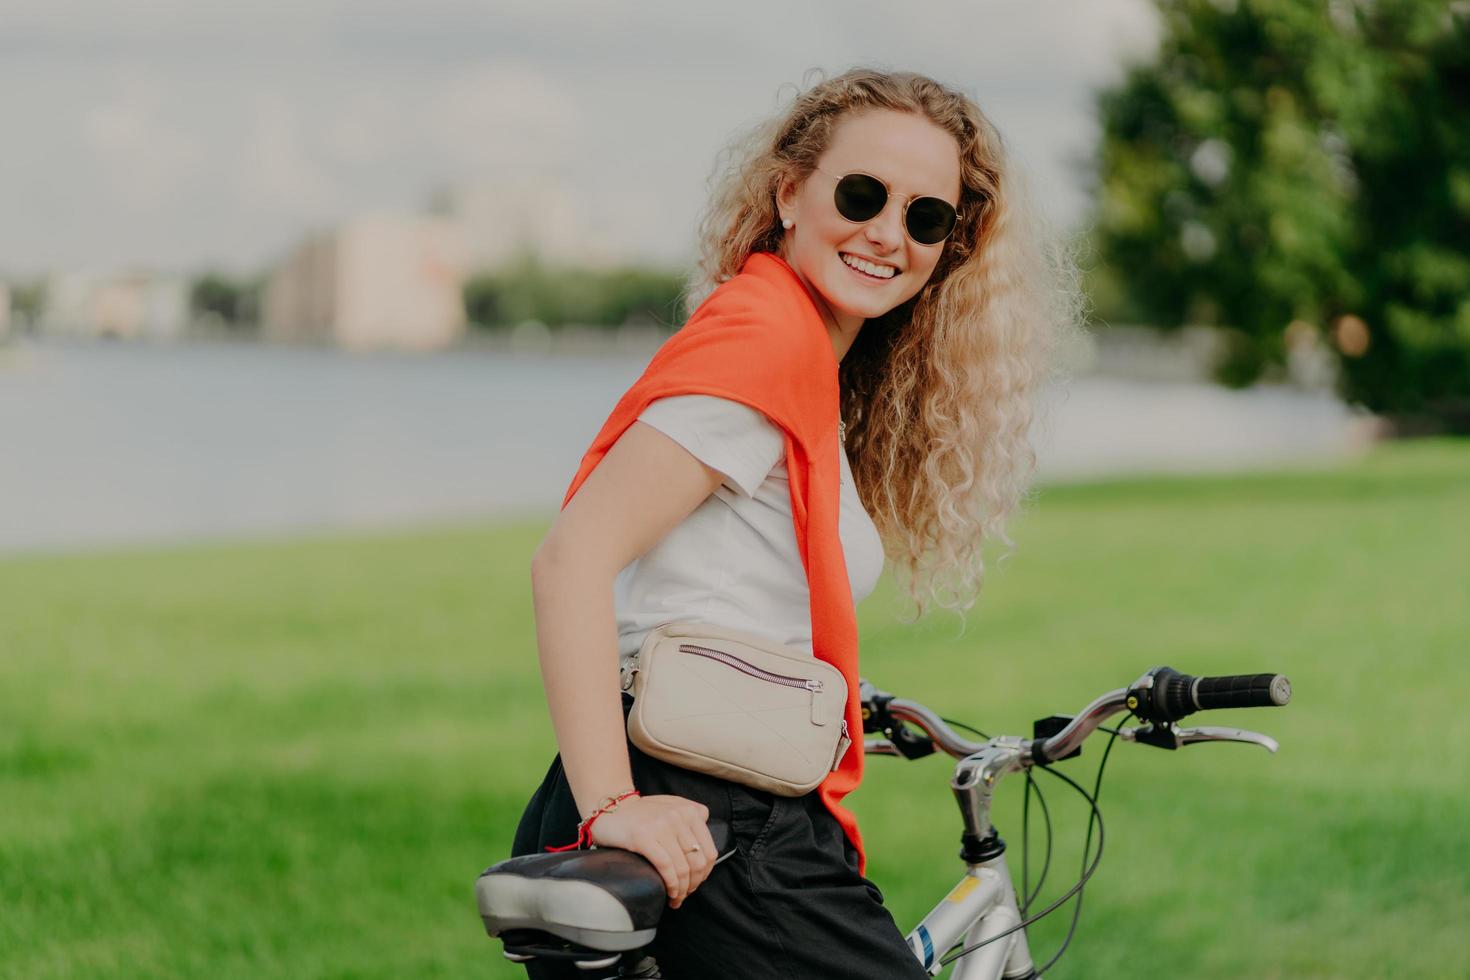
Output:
top-left (677, 642), bottom-right (829, 725)
top-left (621, 641), bottom-right (823, 695)
top-left (678, 644), bottom-right (853, 772)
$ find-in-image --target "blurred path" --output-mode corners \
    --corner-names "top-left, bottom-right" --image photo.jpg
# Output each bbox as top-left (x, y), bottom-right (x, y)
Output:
top-left (0, 339), bottom-right (1375, 554)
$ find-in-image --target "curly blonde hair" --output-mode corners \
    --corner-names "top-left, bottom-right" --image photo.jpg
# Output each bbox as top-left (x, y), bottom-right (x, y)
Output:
top-left (689, 66), bottom-right (1085, 625)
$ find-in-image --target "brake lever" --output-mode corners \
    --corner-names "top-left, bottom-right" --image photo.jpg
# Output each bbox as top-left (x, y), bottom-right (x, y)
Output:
top-left (1179, 725), bottom-right (1279, 753)
top-left (1120, 722), bottom-right (1279, 753)
top-left (863, 737), bottom-right (900, 757)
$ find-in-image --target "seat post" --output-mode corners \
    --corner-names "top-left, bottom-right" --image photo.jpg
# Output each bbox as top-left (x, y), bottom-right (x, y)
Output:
top-left (612, 951), bottom-right (661, 977)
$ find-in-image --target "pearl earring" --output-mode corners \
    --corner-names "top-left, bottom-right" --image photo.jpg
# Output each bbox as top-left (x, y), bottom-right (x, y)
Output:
top-left (782, 218), bottom-right (794, 230)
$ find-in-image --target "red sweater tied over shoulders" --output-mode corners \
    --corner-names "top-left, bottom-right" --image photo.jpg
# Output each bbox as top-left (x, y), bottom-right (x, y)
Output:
top-left (559, 250), bottom-right (871, 873)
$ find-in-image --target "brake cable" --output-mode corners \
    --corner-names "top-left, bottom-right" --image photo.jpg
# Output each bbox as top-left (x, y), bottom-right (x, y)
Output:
top-left (1021, 769), bottom-right (1054, 914)
top-left (933, 716), bottom-right (1125, 971)
top-left (1036, 716), bottom-right (1125, 975)
top-left (942, 716), bottom-right (1058, 915)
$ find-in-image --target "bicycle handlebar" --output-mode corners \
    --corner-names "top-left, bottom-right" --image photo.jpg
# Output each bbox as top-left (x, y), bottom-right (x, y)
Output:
top-left (858, 666), bottom-right (1290, 974)
top-left (882, 696), bottom-right (987, 758)
top-left (1136, 667), bottom-right (1292, 723)
top-left (862, 666), bottom-right (1292, 765)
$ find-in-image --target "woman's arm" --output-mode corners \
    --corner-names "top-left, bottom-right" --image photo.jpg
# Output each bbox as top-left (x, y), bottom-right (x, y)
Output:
top-left (528, 419), bottom-right (728, 907)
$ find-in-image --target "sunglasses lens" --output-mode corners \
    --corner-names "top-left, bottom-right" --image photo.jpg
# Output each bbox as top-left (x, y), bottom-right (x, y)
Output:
top-left (833, 173), bottom-right (887, 223)
top-left (906, 197), bottom-right (958, 245)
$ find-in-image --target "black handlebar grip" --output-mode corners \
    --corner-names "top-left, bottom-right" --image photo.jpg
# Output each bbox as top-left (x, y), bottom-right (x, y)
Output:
top-left (1141, 667), bottom-right (1291, 722)
top-left (1194, 673), bottom-right (1292, 711)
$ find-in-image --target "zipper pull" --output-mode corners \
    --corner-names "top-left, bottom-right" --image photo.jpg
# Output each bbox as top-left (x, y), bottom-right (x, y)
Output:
top-left (620, 655), bottom-right (639, 692)
top-left (806, 679), bottom-right (825, 725)
top-left (831, 719), bottom-right (852, 771)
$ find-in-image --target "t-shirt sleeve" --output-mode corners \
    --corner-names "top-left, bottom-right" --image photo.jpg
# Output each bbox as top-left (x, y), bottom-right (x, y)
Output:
top-left (636, 394), bottom-right (785, 497)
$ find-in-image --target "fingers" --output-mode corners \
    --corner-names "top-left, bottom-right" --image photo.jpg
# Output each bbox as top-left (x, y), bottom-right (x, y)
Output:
top-left (684, 800), bottom-right (712, 859)
top-left (675, 834), bottom-right (706, 872)
top-left (696, 819), bottom-right (718, 863)
top-left (679, 804), bottom-right (717, 895)
top-left (646, 841), bottom-right (692, 908)
top-left (653, 802), bottom-right (712, 908)
top-left (587, 794), bottom-right (715, 910)
top-left (671, 845), bottom-right (693, 906)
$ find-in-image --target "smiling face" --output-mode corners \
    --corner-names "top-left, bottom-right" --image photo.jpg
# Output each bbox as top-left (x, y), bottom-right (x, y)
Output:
top-left (776, 108), bottom-right (963, 348)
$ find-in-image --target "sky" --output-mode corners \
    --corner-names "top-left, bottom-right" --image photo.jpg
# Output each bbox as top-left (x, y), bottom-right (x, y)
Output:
top-left (0, 0), bottom-right (1162, 280)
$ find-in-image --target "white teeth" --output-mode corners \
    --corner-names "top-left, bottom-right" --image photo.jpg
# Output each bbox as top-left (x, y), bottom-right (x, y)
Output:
top-left (841, 252), bottom-right (895, 279)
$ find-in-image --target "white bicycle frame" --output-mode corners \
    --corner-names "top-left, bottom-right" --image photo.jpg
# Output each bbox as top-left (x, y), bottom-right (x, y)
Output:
top-left (904, 853), bottom-right (1034, 978)
top-left (879, 734), bottom-right (1040, 979)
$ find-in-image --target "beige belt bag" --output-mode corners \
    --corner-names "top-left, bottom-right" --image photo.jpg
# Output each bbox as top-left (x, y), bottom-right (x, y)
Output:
top-left (620, 621), bottom-right (853, 797)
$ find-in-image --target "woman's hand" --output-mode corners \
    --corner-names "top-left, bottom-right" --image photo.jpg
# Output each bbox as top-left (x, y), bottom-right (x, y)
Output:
top-left (589, 794), bottom-right (719, 909)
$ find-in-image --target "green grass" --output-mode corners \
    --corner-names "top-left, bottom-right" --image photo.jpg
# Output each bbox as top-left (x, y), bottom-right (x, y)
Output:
top-left (2, 438), bottom-right (1466, 979)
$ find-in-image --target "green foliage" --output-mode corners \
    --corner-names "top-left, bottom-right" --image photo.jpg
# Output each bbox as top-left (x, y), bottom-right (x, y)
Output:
top-left (188, 271), bottom-right (262, 326)
top-left (1092, 0), bottom-right (1470, 429)
top-left (2, 440), bottom-right (1468, 977)
top-left (7, 278), bottom-right (47, 322)
top-left (463, 251), bottom-right (689, 331)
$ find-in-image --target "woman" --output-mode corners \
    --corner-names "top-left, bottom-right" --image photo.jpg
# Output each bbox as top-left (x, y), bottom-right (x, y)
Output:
top-left (512, 67), bottom-right (1080, 979)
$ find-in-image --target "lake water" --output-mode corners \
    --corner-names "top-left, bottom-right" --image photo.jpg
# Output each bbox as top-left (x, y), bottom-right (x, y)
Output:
top-left (0, 338), bottom-right (1374, 555)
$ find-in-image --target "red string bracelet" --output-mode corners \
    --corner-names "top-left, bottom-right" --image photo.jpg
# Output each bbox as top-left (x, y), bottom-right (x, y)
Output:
top-left (545, 789), bottom-right (641, 852)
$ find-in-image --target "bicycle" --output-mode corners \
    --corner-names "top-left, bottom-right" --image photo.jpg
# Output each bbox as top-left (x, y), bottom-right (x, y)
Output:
top-left (476, 665), bottom-right (1292, 978)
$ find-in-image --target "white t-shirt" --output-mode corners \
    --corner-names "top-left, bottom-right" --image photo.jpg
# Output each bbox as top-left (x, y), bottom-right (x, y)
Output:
top-left (612, 394), bottom-right (885, 669)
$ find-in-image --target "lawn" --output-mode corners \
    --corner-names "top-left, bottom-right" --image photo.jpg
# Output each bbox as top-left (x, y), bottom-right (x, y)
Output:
top-left (2, 438), bottom-right (1466, 979)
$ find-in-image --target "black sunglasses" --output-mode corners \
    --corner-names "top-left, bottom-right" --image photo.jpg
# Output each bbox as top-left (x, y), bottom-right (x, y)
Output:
top-left (812, 166), bottom-right (962, 246)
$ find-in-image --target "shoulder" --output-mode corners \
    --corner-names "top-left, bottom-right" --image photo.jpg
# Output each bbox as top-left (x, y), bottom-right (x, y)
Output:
top-left (640, 393), bottom-right (777, 433)
top-left (637, 394), bottom-right (784, 497)
top-left (622, 252), bottom-right (837, 443)
top-left (668, 254), bottom-right (831, 380)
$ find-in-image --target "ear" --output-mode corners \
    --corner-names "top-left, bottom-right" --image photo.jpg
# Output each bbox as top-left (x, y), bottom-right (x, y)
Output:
top-left (775, 171), bottom-right (800, 219)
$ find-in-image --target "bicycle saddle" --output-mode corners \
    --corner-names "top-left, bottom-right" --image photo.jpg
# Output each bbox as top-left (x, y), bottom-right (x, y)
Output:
top-left (477, 819), bottom-right (734, 959)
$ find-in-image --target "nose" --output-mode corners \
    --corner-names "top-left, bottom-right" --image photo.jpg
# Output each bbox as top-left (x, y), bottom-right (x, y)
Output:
top-left (864, 197), bottom-right (905, 255)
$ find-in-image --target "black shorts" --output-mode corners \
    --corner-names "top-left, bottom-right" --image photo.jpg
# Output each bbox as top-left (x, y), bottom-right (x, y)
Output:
top-left (510, 694), bottom-right (929, 980)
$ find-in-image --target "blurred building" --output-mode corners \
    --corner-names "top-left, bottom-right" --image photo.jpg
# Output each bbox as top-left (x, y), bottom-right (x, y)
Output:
top-left (1083, 325), bottom-right (1224, 382)
top-left (263, 213), bottom-right (467, 351)
top-left (442, 174), bottom-right (624, 270)
top-left (1080, 324), bottom-right (1336, 392)
top-left (38, 270), bottom-right (190, 341)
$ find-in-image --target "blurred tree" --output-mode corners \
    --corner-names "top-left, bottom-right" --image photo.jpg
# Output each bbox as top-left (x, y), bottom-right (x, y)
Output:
top-left (189, 272), bottom-right (262, 328)
top-left (463, 250), bottom-right (688, 330)
top-left (8, 279), bottom-right (47, 324)
top-left (1091, 0), bottom-right (1470, 430)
